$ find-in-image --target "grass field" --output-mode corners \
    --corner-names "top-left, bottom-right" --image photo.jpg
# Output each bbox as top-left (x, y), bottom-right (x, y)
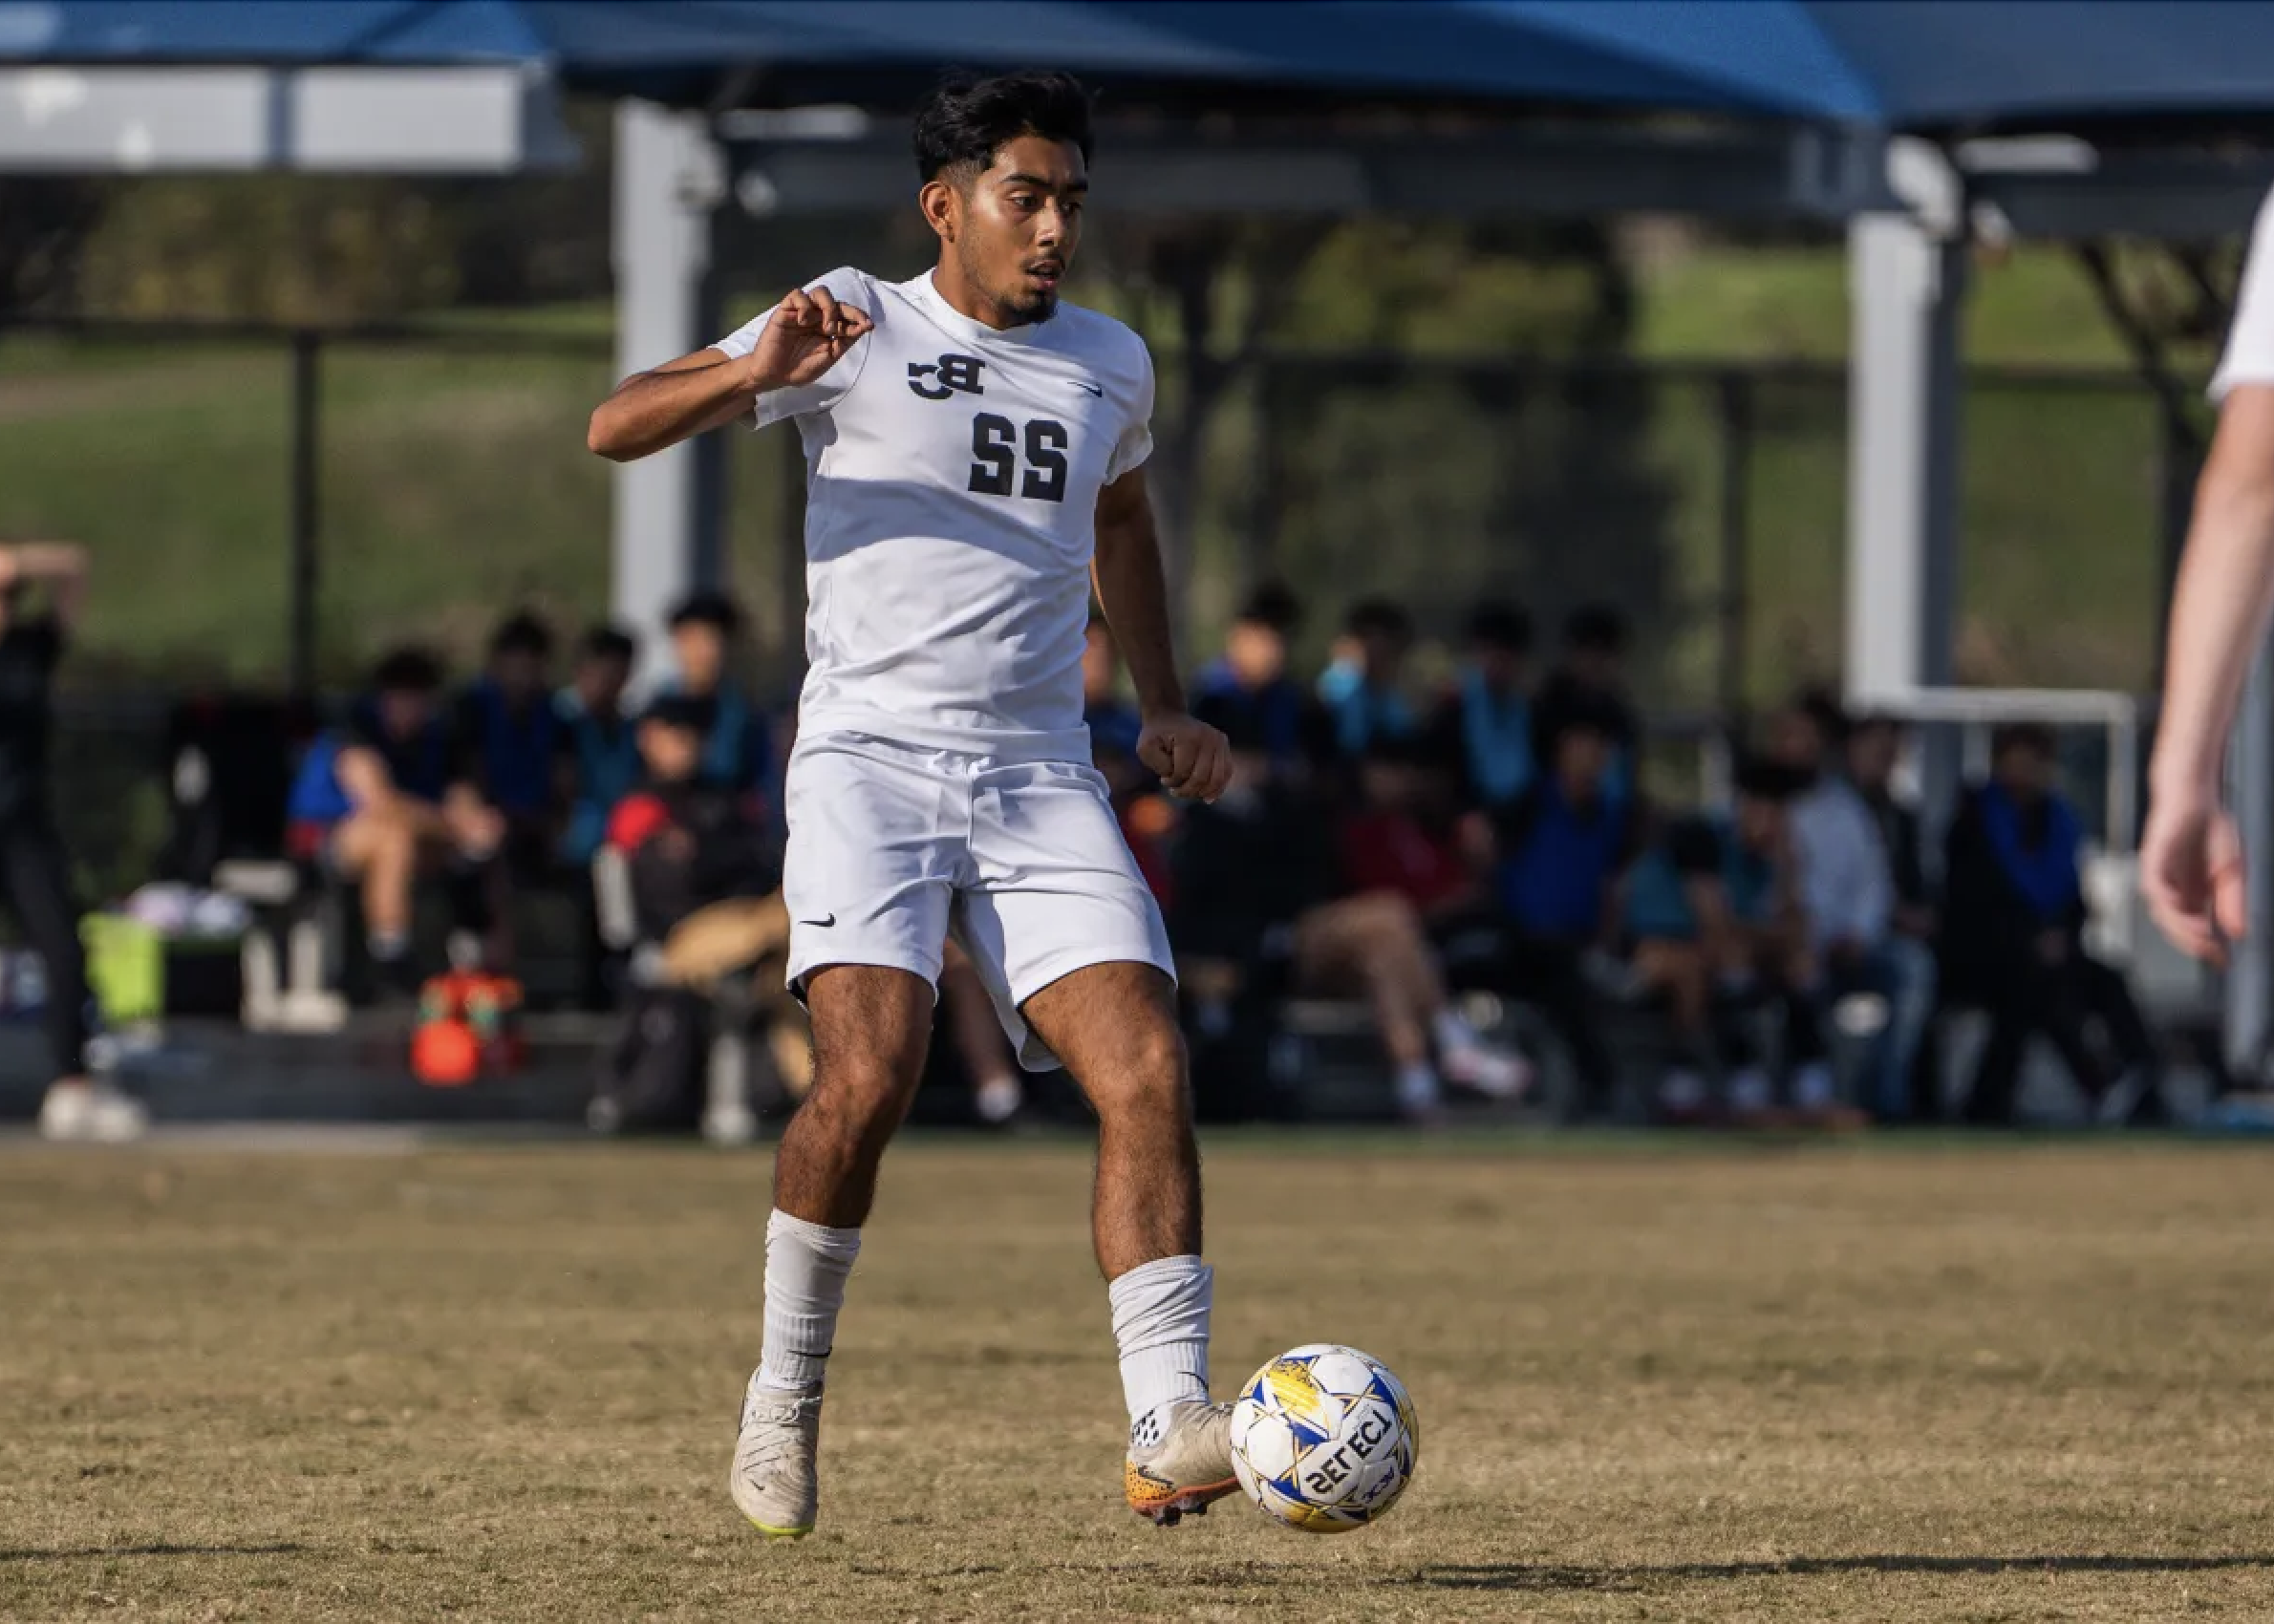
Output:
top-left (9, 1135), bottom-right (2274, 1622)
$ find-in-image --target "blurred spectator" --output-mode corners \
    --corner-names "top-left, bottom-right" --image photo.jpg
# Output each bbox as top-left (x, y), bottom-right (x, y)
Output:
top-left (1340, 736), bottom-right (1481, 925)
top-left (1846, 714), bottom-right (1936, 941)
top-left (1175, 696), bottom-right (1527, 1122)
top-left (1941, 724), bottom-right (2169, 1126)
top-left (602, 696), bottom-right (807, 1123)
top-left (1192, 581), bottom-right (1325, 781)
top-left (1534, 605), bottom-right (1640, 803)
top-left (658, 590), bottom-right (778, 815)
top-left (607, 696), bottom-right (783, 954)
top-left (1318, 597), bottom-right (1419, 759)
top-left (941, 940), bottom-right (1027, 1127)
top-left (286, 648), bottom-right (500, 998)
top-left (1624, 759), bottom-right (1840, 1124)
top-left (1485, 690), bottom-right (1639, 1109)
top-left (0, 544), bottom-right (142, 1142)
top-left (559, 624), bottom-right (641, 866)
top-left (1083, 608), bottom-right (1143, 766)
top-left (1425, 600), bottom-right (1536, 811)
top-left (1768, 693), bottom-right (1937, 1122)
top-left (452, 612), bottom-right (570, 969)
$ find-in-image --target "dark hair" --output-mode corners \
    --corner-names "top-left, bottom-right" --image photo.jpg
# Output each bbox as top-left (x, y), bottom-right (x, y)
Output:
top-left (1534, 684), bottom-right (1626, 761)
top-left (488, 611), bottom-right (553, 661)
top-left (1561, 604), bottom-right (1628, 654)
top-left (1468, 600), bottom-right (1533, 655)
top-left (667, 589), bottom-right (742, 636)
top-left (1848, 712), bottom-right (1902, 741)
top-left (579, 624), bottom-right (637, 665)
top-left (913, 70), bottom-right (1094, 183)
top-left (640, 694), bottom-right (709, 735)
top-left (1734, 755), bottom-right (1808, 803)
top-left (371, 647), bottom-right (443, 694)
top-left (1792, 684), bottom-right (1848, 747)
top-left (1234, 581), bottom-right (1302, 635)
top-left (1993, 721), bottom-right (2058, 760)
top-left (1344, 597), bottom-right (1414, 643)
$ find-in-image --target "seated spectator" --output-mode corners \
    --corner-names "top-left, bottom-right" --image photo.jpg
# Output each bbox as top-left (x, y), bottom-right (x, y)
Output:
top-left (1083, 608), bottom-right (1143, 766)
top-left (1174, 698), bottom-right (1527, 1122)
top-left (1768, 692), bottom-right (1937, 1123)
top-left (1318, 596), bottom-right (1419, 761)
top-left (1847, 711), bottom-right (1941, 1116)
top-left (1192, 581), bottom-right (1328, 783)
top-left (1340, 736), bottom-right (1482, 928)
top-left (1941, 724), bottom-right (2169, 1126)
top-left (1486, 692), bottom-right (1641, 1110)
top-left (286, 648), bottom-right (500, 998)
top-left (604, 696), bottom-right (808, 1114)
top-left (1624, 759), bottom-right (1845, 1125)
top-left (1534, 604), bottom-right (1641, 804)
top-left (558, 623), bottom-right (641, 866)
top-left (658, 590), bottom-right (778, 820)
top-left (1846, 713), bottom-right (1936, 942)
top-left (1425, 600), bottom-right (1536, 812)
top-left (453, 612), bottom-right (570, 969)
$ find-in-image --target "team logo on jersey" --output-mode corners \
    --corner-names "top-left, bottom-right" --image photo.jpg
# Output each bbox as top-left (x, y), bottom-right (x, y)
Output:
top-left (908, 353), bottom-right (987, 399)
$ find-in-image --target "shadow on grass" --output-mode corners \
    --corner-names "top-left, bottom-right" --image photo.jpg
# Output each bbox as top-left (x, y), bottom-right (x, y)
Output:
top-left (1412, 1553), bottom-right (2274, 1591)
top-left (0, 1543), bottom-right (308, 1563)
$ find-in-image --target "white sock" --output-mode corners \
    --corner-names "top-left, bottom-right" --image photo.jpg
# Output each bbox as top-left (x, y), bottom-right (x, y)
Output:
top-left (1108, 1254), bottom-right (1212, 1442)
top-left (1431, 1008), bottom-right (1479, 1056)
top-left (1395, 1061), bottom-right (1442, 1113)
top-left (757, 1208), bottom-right (861, 1391)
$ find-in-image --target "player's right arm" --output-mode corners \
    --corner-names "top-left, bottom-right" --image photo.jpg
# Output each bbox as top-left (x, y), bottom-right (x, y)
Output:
top-left (585, 286), bottom-right (872, 462)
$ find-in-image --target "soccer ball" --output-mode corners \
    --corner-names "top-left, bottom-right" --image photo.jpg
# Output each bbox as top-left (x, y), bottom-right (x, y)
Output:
top-left (1229, 1344), bottom-right (1418, 1532)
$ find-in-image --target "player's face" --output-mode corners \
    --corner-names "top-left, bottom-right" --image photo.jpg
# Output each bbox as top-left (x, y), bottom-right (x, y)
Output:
top-left (943, 135), bottom-right (1087, 325)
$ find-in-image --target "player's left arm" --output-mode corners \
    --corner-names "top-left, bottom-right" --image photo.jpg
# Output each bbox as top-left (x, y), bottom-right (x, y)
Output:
top-left (1091, 466), bottom-right (1229, 802)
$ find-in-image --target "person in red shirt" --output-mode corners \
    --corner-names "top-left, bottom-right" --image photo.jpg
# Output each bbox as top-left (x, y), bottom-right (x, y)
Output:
top-left (1338, 736), bottom-right (1482, 923)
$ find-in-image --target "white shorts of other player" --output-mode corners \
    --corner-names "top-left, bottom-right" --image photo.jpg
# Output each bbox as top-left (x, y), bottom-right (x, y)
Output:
top-left (783, 730), bottom-right (1175, 1071)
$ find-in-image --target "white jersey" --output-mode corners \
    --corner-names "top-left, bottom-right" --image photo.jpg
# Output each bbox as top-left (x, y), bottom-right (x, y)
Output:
top-left (2213, 187), bottom-right (2274, 401)
top-left (712, 267), bottom-right (1155, 763)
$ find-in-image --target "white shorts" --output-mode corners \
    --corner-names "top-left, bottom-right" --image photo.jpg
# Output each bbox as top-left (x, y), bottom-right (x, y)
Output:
top-left (782, 731), bottom-right (1175, 1071)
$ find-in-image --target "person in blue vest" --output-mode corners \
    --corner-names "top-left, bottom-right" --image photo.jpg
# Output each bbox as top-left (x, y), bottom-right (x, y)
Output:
top-left (1941, 724), bottom-right (2168, 1126)
top-left (1317, 596), bottom-right (1418, 765)
top-left (558, 623), bottom-right (641, 867)
top-left (1083, 607), bottom-right (1144, 771)
top-left (1425, 600), bottom-right (1536, 812)
top-left (286, 647), bottom-right (502, 997)
top-left (1191, 581), bottom-right (1329, 786)
top-left (1486, 688), bottom-right (1638, 1110)
top-left (657, 591), bottom-right (778, 822)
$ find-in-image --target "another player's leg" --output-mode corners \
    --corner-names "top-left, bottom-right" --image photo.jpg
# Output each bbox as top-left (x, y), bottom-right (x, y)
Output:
top-left (1020, 961), bottom-right (1235, 1526)
top-left (729, 963), bottom-right (930, 1540)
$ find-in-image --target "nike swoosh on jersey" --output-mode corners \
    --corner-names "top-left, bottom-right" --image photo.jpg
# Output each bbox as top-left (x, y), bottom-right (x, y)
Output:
top-left (1072, 379), bottom-right (1104, 396)
top-left (799, 914), bottom-right (837, 928)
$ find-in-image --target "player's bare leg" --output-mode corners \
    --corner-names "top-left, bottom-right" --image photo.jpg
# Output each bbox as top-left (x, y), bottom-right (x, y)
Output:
top-left (730, 964), bottom-right (931, 1540)
top-left (1021, 960), bottom-right (1234, 1526)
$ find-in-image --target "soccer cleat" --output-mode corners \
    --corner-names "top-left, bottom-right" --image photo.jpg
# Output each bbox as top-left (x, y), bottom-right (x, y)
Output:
top-left (38, 1078), bottom-right (148, 1143)
top-left (728, 1376), bottom-right (823, 1539)
top-left (1125, 1400), bottom-right (1238, 1527)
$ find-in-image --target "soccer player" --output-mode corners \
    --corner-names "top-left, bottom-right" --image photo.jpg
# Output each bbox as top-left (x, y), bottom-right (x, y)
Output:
top-left (2142, 189), bottom-right (2274, 962)
top-left (588, 72), bottom-right (1237, 1536)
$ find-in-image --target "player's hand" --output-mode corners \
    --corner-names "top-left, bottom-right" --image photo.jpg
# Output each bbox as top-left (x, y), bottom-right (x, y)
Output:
top-left (1138, 711), bottom-right (1232, 803)
top-left (2140, 787), bottom-right (2246, 963)
top-left (744, 287), bottom-right (873, 392)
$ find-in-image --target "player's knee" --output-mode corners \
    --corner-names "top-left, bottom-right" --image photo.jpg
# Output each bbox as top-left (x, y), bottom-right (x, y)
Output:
top-left (1094, 1021), bottom-right (1188, 1120)
top-left (807, 1051), bottom-right (920, 1137)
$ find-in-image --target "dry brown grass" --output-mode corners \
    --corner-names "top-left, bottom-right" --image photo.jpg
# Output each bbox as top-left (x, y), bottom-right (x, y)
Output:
top-left (7, 1135), bottom-right (2274, 1622)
